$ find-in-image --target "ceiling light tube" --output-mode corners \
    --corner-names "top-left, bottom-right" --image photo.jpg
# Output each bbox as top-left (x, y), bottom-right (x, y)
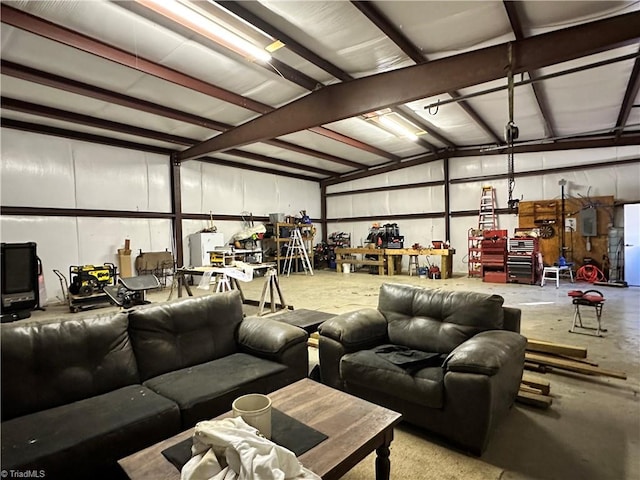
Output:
top-left (138, 0), bottom-right (271, 62)
top-left (378, 115), bottom-right (419, 141)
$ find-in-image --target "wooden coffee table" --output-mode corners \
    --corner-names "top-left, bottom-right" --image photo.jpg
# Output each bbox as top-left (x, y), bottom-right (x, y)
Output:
top-left (119, 378), bottom-right (402, 480)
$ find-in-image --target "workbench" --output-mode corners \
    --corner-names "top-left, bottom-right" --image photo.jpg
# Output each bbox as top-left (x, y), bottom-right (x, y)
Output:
top-left (383, 248), bottom-right (456, 279)
top-left (334, 247), bottom-right (456, 279)
top-left (334, 248), bottom-right (387, 276)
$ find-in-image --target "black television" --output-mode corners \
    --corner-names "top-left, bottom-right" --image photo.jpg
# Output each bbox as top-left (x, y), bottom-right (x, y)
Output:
top-left (1, 242), bottom-right (39, 319)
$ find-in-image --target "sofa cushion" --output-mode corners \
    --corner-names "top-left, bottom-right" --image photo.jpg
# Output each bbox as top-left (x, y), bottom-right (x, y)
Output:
top-left (128, 291), bottom-right (244, 381)
top-left (341, 348), bottom-right (444, 408)
top-left (0, 385), bottom-right (180, 477)
top-left (379, 284), bottom-right (504, 354)
top-left (144, 352), bottom-right (288, 427)
top-left (1, 312), bottom-right (139, 421)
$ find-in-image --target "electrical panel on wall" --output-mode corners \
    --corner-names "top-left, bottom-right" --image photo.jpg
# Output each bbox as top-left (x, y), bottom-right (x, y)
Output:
top-left (580, 209), bottom-right (597, 237)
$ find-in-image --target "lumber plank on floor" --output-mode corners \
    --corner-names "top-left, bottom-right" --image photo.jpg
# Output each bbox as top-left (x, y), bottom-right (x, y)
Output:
top-left (526, 338), bottom-right (587, 358)
top-left (525, 352), bottom-right (627, 380)
top-left (516, 389), bottom-right (553, 409)
top-left (524, 362), bottom-right (550, 373)
top-left (519, 384), bottom-right (544, 395)
top-left (521, 373), bottom-right (551, 395)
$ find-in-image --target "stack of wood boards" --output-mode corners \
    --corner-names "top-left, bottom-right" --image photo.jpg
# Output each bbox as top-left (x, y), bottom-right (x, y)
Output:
top-left (518, 373), bottom-right (552, 409)
top-left (516, 338), bottom-right (628, 410)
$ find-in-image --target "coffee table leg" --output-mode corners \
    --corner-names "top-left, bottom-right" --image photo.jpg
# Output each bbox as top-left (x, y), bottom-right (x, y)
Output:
top-left (375, 429), bottom-right (393, 480)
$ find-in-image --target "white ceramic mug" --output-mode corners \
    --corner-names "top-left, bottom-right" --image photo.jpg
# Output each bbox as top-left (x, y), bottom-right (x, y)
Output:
top-left (232, 393), bottom-right (272, 439)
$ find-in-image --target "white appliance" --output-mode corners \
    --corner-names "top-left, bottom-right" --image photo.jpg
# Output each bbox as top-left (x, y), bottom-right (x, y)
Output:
top-left (189, 232), bottom-right (224, 267)
top-left (624, 204), bottom-right (640, 287)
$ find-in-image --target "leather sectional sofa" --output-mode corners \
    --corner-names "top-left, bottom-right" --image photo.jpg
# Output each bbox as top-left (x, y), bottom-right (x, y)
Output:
top-left (318, 283), bottom-right (527, 455)
top-left (1, 291), bottom-right (308, 479)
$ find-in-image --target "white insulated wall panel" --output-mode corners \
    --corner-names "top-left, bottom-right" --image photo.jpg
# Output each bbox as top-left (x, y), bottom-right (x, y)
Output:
top-left (146, 153), bottom-right (172, 212)
top-left (1, 129), bottom-right (76, 208)
top-left (328, 185), bottom-right (445, 219)
top-left (74, 143), bottom-right (150, 211)
top-left (449, 154), bottom-right (515, 180)
top-left (273, 175), bottom-right (320, 218)
top-left (76, 218), bottom-right (173, 267)
top-left (614, 164), bottom-right (640, 202)
top-left (450, 147), bottom-right (640, 181)
top-left (327, 161), bottom-right (444, 194)
top-left (200, 163), bottom-right (246, 215)
top-left (0, 129), bottom-right (171, 212)
top-left (180, 162), bottom-right (204, 214)
top-left (184, 162), bottom-right (320, 218)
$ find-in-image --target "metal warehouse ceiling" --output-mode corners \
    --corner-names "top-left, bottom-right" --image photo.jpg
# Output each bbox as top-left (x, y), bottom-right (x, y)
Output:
top-left (1, 1), bottom-right (639, 184)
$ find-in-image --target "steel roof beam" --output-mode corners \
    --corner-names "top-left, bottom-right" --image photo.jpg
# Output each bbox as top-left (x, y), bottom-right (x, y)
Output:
top-left (615, 54), bottom-right (640, 140)
top-left (178, 11), bottom-right (640, 160)
top-left (503, 1), bottom-right (556, 139)
top-left (352, 0), bottom-right (502, 145)
top-left (218, 1), bottom-right (352, 82)
top-left (221, 0), bottom-right (453, 152)
top-left (1, 97), bottom-right (196, 146)
top-left (0, 5), bottom-right (393, 163)
top-left (217, 1), bottom-right (444, 154)
top-left (1, 118), bottom-right (174, 155)
top-left (1, 97), bottom-right (337, 177)
top-left (0, 60), bottom-right (365, 170)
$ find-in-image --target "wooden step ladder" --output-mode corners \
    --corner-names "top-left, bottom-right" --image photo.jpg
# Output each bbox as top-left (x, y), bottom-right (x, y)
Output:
top-left (478, 186), bottom-right (497, 231)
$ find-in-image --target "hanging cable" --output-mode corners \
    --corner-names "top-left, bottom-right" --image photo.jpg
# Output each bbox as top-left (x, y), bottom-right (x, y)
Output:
top-left (506, 43), bottom-right (519, 213)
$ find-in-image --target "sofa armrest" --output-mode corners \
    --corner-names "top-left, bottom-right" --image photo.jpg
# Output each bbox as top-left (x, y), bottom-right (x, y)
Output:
top-left (318, 309), bottom-right (388, 390)
top-left (502, 307), bottom-right (522, 333)
top-left (238, 316), bottom-right (308, 359)
top-left (444, 330), bottom-right (526, 376)
top-left (318, 308), bottom-right (388, 349)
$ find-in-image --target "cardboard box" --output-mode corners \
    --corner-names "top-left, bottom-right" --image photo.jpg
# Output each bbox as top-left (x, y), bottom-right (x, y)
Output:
top-left (118, 239), bottom-right (132, 278)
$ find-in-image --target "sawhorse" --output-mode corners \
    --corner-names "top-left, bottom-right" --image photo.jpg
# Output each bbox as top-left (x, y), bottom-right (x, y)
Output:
top-left (258, 268), bottom-right (288, 316)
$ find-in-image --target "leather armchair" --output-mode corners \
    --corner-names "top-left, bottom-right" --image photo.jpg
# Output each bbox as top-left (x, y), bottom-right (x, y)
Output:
top-left (318, 283), bottom-right (526, 455)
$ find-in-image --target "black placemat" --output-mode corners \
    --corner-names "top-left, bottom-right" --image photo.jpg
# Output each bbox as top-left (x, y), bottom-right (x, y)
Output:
top-left (161, 409), bottom-right (328, 471)
top-left (271, 309), bottom-right (334, 333)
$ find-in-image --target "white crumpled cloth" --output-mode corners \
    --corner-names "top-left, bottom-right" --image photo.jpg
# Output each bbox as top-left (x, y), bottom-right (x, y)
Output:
top-left (181, 416), bottom-right (321, 480)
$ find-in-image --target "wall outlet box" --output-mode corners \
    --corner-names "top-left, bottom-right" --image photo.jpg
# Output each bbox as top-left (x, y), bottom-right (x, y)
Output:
top-left (565, 218), bottom-right (577, 232)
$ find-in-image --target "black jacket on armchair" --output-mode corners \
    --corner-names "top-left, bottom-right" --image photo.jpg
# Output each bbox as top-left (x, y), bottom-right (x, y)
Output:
top-left (318, 283), bottom-right (527, 455)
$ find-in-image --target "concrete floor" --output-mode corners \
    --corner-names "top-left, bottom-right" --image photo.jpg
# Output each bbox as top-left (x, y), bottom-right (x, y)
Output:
top-left (19, 268), bottom-right (640, 480)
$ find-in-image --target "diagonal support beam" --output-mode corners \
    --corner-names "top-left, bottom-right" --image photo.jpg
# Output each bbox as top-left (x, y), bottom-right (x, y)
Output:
top-left (1, 60), bottom-right (366, 170)
top-left (1, 97), bottom-right (338, 177)
top-left (177, 11), bottom-right (640, 160)
top-left (0, 4), bottom-right (395, 162)
top-left (615, 54), bottom-right (640, 140)
top-left (352, 0), bottom-right (502, 144)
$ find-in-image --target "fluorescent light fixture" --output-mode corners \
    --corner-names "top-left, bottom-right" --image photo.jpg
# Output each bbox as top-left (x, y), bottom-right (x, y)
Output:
top-left (138, 0), bottom-right (271, 62)
top-left (378, 115), bottom-right (419, 141)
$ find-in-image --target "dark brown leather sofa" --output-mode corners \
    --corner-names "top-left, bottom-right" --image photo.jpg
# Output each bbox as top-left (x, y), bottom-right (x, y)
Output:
top-left (318, 283), bottom-right (526, 455)
top-left (1, 291), bottom-right (308, 479)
